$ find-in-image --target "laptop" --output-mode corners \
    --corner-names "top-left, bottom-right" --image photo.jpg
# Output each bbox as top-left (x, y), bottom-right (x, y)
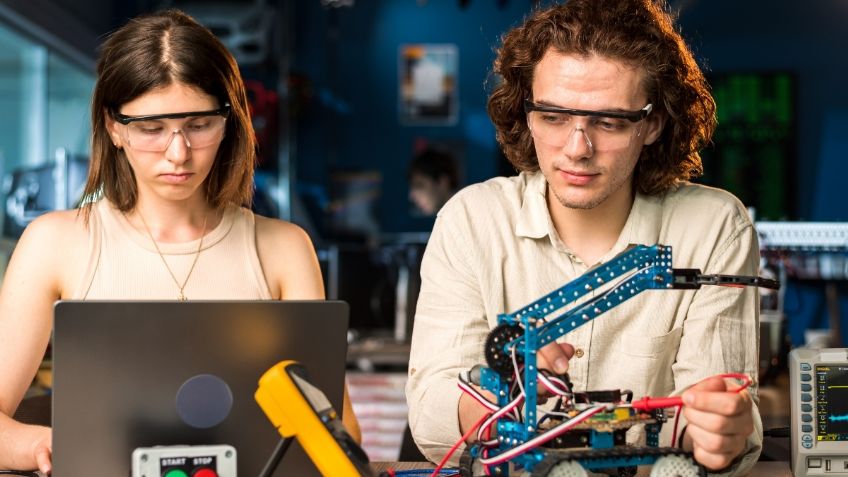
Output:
top-left (51, 300), bottom-right (350, 477)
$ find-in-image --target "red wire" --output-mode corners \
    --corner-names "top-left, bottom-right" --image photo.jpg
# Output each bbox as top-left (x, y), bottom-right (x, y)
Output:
top-left (632, 372), bottom-right (753, 411)
top-left (718, 373), bottom-right (752, 392)
top-left (430, 412), bottom-right (493, 477)
top-left (447, 371), bottom-right (753, 472)
top-left (671, 404), bottom-right (682, 447)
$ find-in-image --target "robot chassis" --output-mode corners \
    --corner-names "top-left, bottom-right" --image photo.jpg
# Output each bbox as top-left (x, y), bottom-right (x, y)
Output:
top-left (458, 244), bottom-right (779, 477)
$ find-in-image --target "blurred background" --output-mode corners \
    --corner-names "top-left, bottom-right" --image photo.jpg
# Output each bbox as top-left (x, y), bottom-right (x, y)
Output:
top-left (2, 0), bottom-right (847, 462)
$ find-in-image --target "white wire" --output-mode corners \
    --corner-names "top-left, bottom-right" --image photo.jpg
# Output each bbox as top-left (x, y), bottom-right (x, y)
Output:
top-left (458, 371), bottom-right (500, 412)
top-left (511, 345), bottom-right (527, 400)
top-left (477, 392), bottom-right (525, 443)
top-left (538, 372), bottom-right (570, 396)
top-left (478, 405), bottom-right (606, 465)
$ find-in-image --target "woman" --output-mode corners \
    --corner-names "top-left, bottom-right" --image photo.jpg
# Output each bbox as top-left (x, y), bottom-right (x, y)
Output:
top-left (0, 9), bottom-right (360, 473)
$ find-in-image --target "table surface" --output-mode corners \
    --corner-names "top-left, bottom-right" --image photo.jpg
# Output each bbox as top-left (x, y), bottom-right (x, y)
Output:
top-left (371, 460), bottom-right (792, 476)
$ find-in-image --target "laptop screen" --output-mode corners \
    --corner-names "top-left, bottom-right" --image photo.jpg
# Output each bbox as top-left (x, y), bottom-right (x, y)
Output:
top-left (51, 300), bottom-right (349, 477)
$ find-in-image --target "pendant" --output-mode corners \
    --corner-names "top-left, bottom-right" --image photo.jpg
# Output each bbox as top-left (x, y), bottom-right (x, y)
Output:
top-left (177, 291), bottom-right (187, 301)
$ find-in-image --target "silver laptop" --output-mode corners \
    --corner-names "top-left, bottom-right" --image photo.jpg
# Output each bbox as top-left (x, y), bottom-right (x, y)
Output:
top-left (51, 300), bottom-right (350, 477)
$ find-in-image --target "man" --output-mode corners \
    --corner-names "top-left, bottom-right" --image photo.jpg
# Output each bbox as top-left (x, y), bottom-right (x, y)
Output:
top-left (408, 147), bottom-right (460, 216)
top-left (406, 1), bottom-right (762, 475)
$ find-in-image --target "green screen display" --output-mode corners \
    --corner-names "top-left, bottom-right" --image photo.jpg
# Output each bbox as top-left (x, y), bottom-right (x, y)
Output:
top-left (699, 73), bottom-right (795, 220)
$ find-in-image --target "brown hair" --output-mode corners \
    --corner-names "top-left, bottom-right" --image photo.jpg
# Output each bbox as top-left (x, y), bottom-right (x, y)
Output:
top-left (487, 0), bottom-right (715, 195)
top-left (83, 9), bottom-right (255, 216)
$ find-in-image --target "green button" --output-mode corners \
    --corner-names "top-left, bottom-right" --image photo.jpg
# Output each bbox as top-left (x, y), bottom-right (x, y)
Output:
top-left (164, 470), bottom-right (189, 477)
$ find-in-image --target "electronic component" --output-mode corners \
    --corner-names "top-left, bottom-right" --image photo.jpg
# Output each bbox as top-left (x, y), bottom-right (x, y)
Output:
top-left (458, 244), bottom-right (777, 476)
top-left (790, 348), bottom-right (848, 477)
top-left (757, 222), bottom-right (848, 251)
top-left (254, 360), bottom-right (373, 477)
top-left (131, 444), bottom-right (236, 477)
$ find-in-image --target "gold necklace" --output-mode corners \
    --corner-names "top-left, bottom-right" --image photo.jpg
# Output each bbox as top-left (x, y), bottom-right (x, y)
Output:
top-left (137, 211), bottom-right (208, 301)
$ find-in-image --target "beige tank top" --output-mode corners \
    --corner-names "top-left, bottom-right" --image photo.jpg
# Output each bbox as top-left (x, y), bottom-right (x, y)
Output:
top-left (74, 200), bottom-right (273, 300)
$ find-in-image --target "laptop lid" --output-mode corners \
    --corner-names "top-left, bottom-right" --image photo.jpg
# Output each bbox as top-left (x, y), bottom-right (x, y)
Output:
top-left (52, 300), bottom-right (349, 477)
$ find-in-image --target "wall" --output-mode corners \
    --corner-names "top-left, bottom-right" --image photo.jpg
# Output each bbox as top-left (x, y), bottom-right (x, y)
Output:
top-left (677, 0), bottom-right (848, 221)
top-left (292, 0), bottom-right (848, 236)
top-left (292, 0), bottom-right (532, 235)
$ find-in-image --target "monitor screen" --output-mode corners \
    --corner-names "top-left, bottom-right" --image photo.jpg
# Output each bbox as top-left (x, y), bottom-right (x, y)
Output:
top-left (816, 364), bottom-right (848, 441)
top-left (700, 72), bottom-right (796, 221)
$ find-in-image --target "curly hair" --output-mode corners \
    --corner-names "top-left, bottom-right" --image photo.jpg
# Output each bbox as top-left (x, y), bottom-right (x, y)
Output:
top-left (487, 0), bottom-right (715, 195)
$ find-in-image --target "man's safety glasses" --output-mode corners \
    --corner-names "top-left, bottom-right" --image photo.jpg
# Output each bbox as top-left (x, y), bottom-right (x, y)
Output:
top-left (524, 100), bottom-right (652, 152)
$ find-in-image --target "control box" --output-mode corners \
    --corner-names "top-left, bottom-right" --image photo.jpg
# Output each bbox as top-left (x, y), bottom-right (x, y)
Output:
top-left (131, 444), bottom-right (236, 477)
top-left (790, 348), bottom-right (848, 476)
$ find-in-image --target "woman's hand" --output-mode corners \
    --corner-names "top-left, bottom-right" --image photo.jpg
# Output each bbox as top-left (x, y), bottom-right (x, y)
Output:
top-left (1, 419), bottom-right (51, 475)
top-left (29, 426), bottom-right (52, 475)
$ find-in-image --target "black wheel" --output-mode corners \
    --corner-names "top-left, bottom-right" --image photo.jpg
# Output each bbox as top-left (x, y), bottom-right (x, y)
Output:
top-left (615, 466), bottom-right (637, 477)
top-left (484, 324), bottom-right (524, 377)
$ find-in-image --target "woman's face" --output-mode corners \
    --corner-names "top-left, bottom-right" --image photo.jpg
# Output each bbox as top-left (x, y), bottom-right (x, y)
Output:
top-left (106, 82), bottom-right (224, 205)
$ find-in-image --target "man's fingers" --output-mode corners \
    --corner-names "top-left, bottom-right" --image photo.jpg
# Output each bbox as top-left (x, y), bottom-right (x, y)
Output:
top-left (538, 342), bottom-right (574, 374)
top-left (687, 422), bottom-right (746, 471)
top-left (683, 381), bottom-right (751, 416)
top-left (683, 402), bottom-right (754, 436)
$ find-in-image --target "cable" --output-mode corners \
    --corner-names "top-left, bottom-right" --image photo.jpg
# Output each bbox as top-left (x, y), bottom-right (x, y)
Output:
top-left (457, 373), bottom-right (499, 412)
top-left (627, 373), bottom-right (753, 447)
top-left (429, 412), bottom-right (492, 477)
top-left (671, 404), bottom-right (682, 447)
top-left (511, 347), bottom-right (526, 403)
top-left (477, 393), bottom-right (523, 443)
top-left (390, 470), bottom-right (459, 476)
top-left (763, 427), bottom-right (790, 438)
top-left (478, 405), bottom-right (607, 466)
top-left (630, 373), bottom-right (753, 411)
top-left (461, 360), bottom-right (755, 469)
top-left (257, 436), bottom-right (293, 477)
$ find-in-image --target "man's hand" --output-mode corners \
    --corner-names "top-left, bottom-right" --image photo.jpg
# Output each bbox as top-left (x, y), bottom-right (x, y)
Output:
top-left (681, 376), bottom-right (754, 472)
top-left (537, 341), bottom-right (575, 375)
top-left (537, 341), bottom-right (575, 400)
top-left (460, 341), bottom-right (575, 439)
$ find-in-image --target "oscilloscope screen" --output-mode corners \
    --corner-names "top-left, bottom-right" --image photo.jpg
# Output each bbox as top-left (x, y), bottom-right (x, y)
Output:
top-left (816, 364), bottom-right (848, 441)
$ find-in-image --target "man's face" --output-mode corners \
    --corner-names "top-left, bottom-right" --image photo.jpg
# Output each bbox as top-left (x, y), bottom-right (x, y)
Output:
top-left (529, 50), bottom-right (663, 211)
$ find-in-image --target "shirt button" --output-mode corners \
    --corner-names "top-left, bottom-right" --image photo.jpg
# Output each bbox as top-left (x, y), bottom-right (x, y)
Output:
top-left (574, 348), bottom-right (584, 358)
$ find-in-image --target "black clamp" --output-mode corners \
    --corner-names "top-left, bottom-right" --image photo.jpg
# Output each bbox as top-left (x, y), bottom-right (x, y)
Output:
top-left (672, 269), bottom-right (780, 290)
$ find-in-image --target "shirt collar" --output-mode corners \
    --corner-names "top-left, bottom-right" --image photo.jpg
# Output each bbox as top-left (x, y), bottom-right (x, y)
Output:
top-left (515, 171), bottom-right (550, 239)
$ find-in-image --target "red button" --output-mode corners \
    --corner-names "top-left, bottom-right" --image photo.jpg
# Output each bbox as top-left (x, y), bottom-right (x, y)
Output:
top-left (192, 469), bottom-right (218, 477)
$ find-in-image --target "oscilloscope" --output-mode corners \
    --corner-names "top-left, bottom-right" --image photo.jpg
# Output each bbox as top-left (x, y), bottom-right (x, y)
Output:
top-left (790, 348), bottom-right (848, 476)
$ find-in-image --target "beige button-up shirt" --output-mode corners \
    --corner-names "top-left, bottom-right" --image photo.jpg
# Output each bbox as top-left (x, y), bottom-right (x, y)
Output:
top-left (406, 171), bottom-right (762, 475)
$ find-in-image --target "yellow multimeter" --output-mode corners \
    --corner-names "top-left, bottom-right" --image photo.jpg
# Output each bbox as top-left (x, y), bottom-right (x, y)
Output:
top-left (255, 360), bottom-right (373, 477)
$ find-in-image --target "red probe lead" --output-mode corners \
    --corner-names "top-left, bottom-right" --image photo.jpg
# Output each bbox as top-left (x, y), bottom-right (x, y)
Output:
top-left (628, 373), bottom-right (752, 411)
